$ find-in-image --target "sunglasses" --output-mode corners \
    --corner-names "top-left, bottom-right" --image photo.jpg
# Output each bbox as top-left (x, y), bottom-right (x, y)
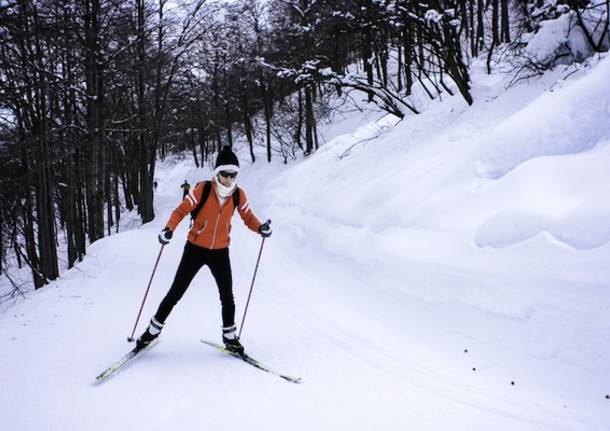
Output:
top-left (219, 171), bottom-right (237, 179)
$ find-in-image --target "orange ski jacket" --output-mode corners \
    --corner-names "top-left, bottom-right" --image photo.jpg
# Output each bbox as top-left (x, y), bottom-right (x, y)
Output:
top-left (165, 181), bottom-right (262, 250)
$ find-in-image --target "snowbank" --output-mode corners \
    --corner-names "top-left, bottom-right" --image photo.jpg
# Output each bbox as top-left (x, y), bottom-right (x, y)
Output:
top-left (476, 54), bottom-right (610, 180)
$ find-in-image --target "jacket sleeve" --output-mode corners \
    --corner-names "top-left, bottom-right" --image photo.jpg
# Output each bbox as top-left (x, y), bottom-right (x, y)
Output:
top-left (236, 188), bottom-right (262, 234)
top-left (165, 182), bottom-right (202, 231)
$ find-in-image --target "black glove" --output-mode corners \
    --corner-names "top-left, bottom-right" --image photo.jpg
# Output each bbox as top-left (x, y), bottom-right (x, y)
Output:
top-left (258, 220), bottom-right (272, 238)
top-left (158, 227), bottom-right (173, 245)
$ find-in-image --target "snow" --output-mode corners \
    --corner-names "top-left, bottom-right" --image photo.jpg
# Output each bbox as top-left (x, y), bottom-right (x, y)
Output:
top-left (2, 54), bottom-right (610, 431)
top-left (524, 4), bottom-right (609, 65)
top-left (476, 55), bottom-right (610, 179)
top-left (525, 11), bottom-right (592, 63)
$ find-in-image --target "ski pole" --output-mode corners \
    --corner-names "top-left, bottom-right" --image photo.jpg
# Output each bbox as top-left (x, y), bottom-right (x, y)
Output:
top-left (127, 244), bottom-right (165, 342)
top-left (238, 220), bottom-right (269, 339)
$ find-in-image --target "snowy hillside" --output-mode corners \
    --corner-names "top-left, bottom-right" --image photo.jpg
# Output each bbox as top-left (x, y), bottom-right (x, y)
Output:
top-left (1, 54), bottom-right (610, 431)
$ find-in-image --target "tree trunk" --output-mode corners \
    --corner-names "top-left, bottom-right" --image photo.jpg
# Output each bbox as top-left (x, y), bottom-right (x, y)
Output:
top-left (296, 88), bottom-right (303, 149)
top-left (304, 85), bottom-right (315, 155)
top-left (402, 24), bottom-right (414, 96)
top-left (491, 0), bottom-right (500, 47)
top-left (242, 91), bottom-right (256, 162)
top-left (225, 101), bottom-right (233, 148)
top-left (501, 0), bottom-right (511, 43)
top-left (213, 59), bottom-right (222, 151)
top-left (262, 81), bottom-right (272, 162)
top-left (84, 0), bottom-right (106, 241)
top-left (136, 0), bottom-right (154, 223)
top-left (477, 0), bottom-right (485, 52)
top-left (362, 29), bottom-right (374, 102)
top-left (32, 5), bottom-right (59, 284)
top-left (470, 0), bottom-right (477, 56)
top-left (190, 129), bottom-right (199, 167)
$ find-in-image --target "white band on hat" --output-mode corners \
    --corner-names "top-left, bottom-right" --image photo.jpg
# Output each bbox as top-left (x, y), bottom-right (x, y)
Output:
top-left (214, 164), bottom-right (240, 176)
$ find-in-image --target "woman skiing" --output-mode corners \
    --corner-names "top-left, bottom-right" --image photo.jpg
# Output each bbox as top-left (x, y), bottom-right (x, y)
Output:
top-left (136, 146), bottom-right (272, 355)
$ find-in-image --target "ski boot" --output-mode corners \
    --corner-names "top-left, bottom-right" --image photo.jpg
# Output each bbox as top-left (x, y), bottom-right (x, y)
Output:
top-left (136, 317), bottom-right (164, 350)
top-left (222, 325), bottom-right (245, 356)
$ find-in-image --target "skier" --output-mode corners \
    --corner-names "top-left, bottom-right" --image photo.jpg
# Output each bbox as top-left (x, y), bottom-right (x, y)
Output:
top-left (181, 180), bottom-right (191, 199)
top-left (136, 146), bottom-right (272, 355)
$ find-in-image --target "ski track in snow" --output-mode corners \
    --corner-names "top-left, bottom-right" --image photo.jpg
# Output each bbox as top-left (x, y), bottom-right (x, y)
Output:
top-left (252, 219), bottom-right (607, 430)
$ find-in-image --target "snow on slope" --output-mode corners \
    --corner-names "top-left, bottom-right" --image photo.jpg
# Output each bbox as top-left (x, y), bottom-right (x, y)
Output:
top-left (1, 55), bottom-right (610, 431)
top-left (477, 55), bottom-right (610, 179)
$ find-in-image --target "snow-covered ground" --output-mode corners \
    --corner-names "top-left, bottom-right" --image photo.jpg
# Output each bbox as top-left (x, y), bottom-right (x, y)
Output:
top-left (1, 54), bottom-right (610, 431)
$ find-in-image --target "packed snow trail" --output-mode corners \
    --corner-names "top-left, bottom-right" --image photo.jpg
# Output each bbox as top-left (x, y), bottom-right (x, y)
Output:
top-left (0, 159), bottom-right (606, 431)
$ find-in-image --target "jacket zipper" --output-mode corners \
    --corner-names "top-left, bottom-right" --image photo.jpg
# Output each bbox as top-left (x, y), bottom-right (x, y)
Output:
top-left (209, 206), bottom-right (223, 249)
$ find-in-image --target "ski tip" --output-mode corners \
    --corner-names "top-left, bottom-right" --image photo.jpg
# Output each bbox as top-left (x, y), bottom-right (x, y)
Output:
top-left (201, 339), bottom-right (302, 384)
top-left (94, 374), bottom-right (109, 384)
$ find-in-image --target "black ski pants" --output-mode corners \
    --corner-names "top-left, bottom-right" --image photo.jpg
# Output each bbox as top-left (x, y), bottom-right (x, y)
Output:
top-left (154, 241), bottom-right (235, 328)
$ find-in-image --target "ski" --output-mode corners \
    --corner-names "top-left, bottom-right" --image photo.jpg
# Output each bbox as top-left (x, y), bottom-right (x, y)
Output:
top-left (95, 339), bottom-right (160, 383)
top-left (201, 339), bottom-right (302, 384)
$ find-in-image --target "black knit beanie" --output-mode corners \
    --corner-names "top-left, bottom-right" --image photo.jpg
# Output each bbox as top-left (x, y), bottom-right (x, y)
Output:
top-left (214, 146), bottom-right (240, 175)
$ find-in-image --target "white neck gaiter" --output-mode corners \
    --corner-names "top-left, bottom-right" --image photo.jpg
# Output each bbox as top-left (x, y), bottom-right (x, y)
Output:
top-left (214, 176), bottom-right (236, 200)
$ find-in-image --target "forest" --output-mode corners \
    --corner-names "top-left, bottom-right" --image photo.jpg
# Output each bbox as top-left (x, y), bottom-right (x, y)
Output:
top-left (0, 0), bottom-right (608, 293)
